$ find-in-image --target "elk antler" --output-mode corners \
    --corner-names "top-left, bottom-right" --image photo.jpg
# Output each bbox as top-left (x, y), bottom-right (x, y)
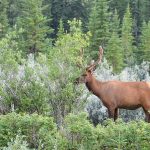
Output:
top-left (76, 47), bottom-right (84, 68)
top-left (87, 46), bottom-right (103, 71)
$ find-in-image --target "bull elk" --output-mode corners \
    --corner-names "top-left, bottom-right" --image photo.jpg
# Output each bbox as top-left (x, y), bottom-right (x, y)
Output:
top-left (76, 46), bottom-right (150, 122)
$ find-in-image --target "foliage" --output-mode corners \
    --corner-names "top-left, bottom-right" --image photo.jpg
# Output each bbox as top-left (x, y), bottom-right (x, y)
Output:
top-left (0, 19), bottom-right (89, 128)
top-left (96, 119), bottom-right (150, 150)
top-left (50, 0), bottom-right (89, 38)
top-left (0, 0), bottom-right (8, 38)
top-left (0, 112), bottom-right (150, 150)
top-left (139, 21), bottom-right (150, 62)
top-left (88, 0), bottom-right (110, 59)
top-left (54, 18), bottom-right (90, 66)
top-left (2, 134), bottom-right (30, 150)
top-left (0, 113), bottom-right (150, 150)
top-left (65, 112), bottom-right (97, 150)
top-left (0, 113), bottom-right (63, 149)
top-left (0, 1), bottom-right (150, 149)
top-left (47, 19), bottom-right (90, 127)
top-left (106, 32), bottom-right (124, 73)
top-left (16, 0), bottom-right (53, 55)
top-left (0, 53), bottom-right (50, 114)
top-left (65, 113), bottom-right (150, 150)
top-left (121, 5), bottom-right (134, 66)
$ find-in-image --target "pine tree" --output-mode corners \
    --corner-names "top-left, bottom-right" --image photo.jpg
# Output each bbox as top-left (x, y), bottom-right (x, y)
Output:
top-left (129, 0), bottom-right (143, 45)
top-left (121, 5), bottom-right (134, 66)
top-left (106, 10), bottom-right (124, 73)
top-left (7, 0), bottom-right (20, 27)
top-left (57, 19), bottom-right (64, 38)
top-left (139, 21), bottom-right (150, 62)
top-left (106, 32), bottom-right (124, 73)
top-left (142, 0), bottom-right (150, 23)
top-left (109, 0), bottom-right (129, 25)
top-left (51, 0), bottom-right (88, 38)
top-left (110, 9), bottom-right (120, 34)
top-left (16, 0), bottom-right (53, 55)
top-left (88, 0), bottom-right (110, 59)
top-left (0, 0), bottom-right (8, 38)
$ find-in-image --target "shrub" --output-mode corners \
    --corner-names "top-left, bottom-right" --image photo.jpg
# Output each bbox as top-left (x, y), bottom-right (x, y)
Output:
top-left (2, 134), bottom-right (30, 150)
top-left (64, 113), bottom-right (150, 150)
top-left (96, 119), bottom-right (150, 149)
top-left (0, 113), bottom-right (65, 149)
top-left (65, 112), bottom-right (97, 150)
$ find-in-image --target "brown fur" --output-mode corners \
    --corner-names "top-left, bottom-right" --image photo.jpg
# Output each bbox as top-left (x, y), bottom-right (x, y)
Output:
top-left (77, 70), bottom-right (150, 122)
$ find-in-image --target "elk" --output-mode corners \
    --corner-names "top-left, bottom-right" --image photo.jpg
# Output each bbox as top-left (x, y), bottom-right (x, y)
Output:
top-left (76, 46), bottom-right (150, 122)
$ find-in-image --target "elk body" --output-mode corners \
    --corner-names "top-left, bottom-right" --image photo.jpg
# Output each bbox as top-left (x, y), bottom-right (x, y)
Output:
top-left (77, 46), bottom-right (150, 122)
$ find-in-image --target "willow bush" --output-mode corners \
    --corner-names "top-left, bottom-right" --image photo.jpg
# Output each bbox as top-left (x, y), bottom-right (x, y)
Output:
top-left (64, 113), bottom-right (150, 150)
top-left (0, 113), bottom-right (67, 150)
top-left (0, 112), bottom-right (150, 150)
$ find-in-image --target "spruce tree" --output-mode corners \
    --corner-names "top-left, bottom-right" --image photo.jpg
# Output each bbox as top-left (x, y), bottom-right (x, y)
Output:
top-left (106, 10), bottom-right (124, 73)
top-left (129, 0), bottom-right (143, 45)
top-left (16, 0), bottom-right (53, 55)
top-left (0, 0), bottom-right (8, 38)
top-left (51, 0), bottom-right (88, 38)
top-left (88, 0), bottom-right (110, 59)
top-left (139, 21), bottom-right (150, 62)
top-left (142, 0), bottom-right (150, 23)
top-left (110, 9), bottom-right (120, 34)
top-left (106, 32), bottom-right (124, 73)
top-left (121, 5), bottom-right (134, 66)
top-left (7, 0), bottom-right (20, 27)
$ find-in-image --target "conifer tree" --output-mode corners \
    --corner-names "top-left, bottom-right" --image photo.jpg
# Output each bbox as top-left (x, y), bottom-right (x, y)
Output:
top-left (16, 0), bottom-right (53, 55)
top-left (0, 0), bottom-right (8, 38)
top-left (129, 0), bottom-right (143, 45)
top-left (139, 21), bottom-right (150, 62)
top-left (57, 19), bottom-right (64, 38)
top-left (106, 32), bottom-right (124, 73)
top-left (7, 0), bottom-right (20, 27)
top-left (142, 0), bottom-right (150, 23)
top-left (121, 5), bottom-right (134, 66)
top-left (106, 10), bottom-right (124, 73)
top-left (110, 9), bottom-right (120, 34)
top-left (88, 0), bottom-right (110, 59)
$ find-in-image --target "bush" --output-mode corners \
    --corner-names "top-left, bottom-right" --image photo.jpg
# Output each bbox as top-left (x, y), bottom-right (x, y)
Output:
top-left (96, 119), bottom-right (150, 150)
top-left (0, 112), bottom-right (150, 150)
top-left (2, 134), bottom-right (30, 150)
top-left (63, 113), bottom-right (150, 150)
top-left (0, 113), bottom-right (66, 149)
top-left (65, 112), bottom-right (97, 150)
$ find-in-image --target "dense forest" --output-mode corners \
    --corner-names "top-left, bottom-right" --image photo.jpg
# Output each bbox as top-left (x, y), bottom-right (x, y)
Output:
top-left (0, 0), bottom-right (150, 149)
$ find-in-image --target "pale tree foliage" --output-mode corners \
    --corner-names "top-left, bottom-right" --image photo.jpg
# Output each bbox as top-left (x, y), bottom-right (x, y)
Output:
top-left (0, 19), bottom-right (89, 129)
top-left (3, 134), bottom-right (29, 150)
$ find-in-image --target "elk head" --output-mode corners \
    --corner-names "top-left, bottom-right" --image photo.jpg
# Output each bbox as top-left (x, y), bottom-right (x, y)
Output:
top-left (75, 46), bottom-right (103, 84)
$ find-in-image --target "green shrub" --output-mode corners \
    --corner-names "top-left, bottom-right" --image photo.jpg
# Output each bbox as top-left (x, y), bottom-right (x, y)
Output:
top-left (94, 119), bottom-right (150, 150)
top-left (0, 113), bottom-right (67, 149)
top-left (2, 134), bottom-right (30, 150)
top-left (65, 112), bottom-right (97, 150)
top-left (0, 112), bottom-right (150, 150)
top-left (64, 113), bottom-right (150, 150)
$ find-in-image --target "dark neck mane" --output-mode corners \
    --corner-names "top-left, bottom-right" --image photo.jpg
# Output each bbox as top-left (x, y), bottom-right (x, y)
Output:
top-left (86, 82), bottom-right (92, 91)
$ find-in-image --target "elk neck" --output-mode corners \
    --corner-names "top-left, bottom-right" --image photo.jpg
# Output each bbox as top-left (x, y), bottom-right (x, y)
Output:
top-left (85, 76), bottom-right (103, 97)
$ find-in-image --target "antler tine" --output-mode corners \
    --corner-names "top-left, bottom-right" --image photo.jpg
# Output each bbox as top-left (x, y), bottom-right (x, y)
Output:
top-left (87, 46), bottom-right (103, 71)
top-left (77, 47), bottom-right (84, 68)
top-left (98, 45), bottom-right (103, 64)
